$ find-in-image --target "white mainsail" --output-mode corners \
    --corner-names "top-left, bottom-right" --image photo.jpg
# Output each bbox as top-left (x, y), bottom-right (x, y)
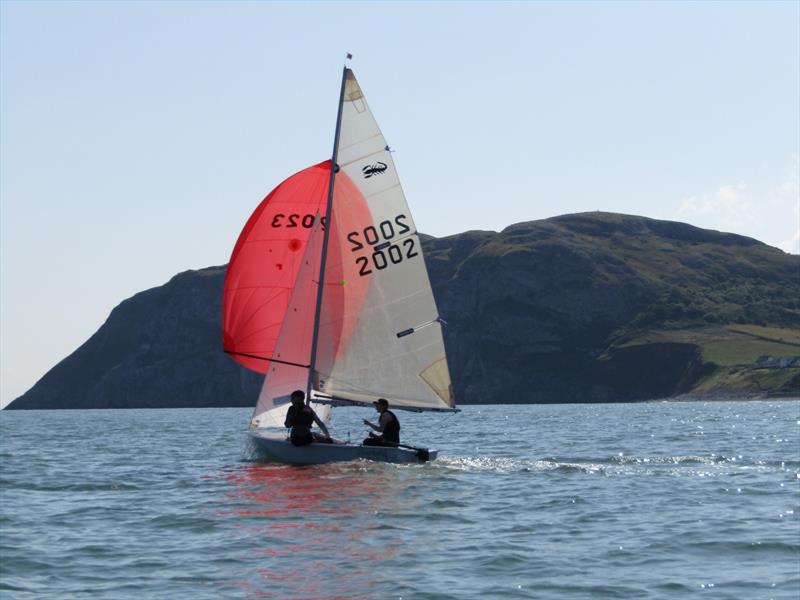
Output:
top-left (313, 70), bottom-right (455, 412)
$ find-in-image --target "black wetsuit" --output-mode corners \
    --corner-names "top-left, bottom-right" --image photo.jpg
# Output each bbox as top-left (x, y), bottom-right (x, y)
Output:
top-left (383, 410), bottom-right (400, 444)
top-left (285, 405), bottom-right (315, 446)
top-left (363, 410), bottom-right (400, 446)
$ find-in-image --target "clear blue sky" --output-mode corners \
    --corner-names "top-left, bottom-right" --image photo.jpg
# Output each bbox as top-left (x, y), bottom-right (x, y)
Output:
top-left (2, 1), bottom-right (798, 408)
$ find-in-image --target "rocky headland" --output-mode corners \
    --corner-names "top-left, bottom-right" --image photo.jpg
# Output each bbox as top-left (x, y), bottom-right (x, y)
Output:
top-left (7, 212), bottom-right (799, 409)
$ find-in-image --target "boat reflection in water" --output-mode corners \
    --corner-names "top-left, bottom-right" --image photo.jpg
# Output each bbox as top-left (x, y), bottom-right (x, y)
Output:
top-left (223, 461), bottom-right (418, 599)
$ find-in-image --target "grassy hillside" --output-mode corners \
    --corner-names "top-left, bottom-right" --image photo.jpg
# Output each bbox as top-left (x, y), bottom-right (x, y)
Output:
top-left (621, 325), bottom-right (800, 364)
top-left (619, 324), bottom-right (800, 396)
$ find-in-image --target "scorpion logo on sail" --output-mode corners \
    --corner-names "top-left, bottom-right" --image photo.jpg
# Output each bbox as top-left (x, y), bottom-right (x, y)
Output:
top-left (362, 162), bottom-right (388, 178)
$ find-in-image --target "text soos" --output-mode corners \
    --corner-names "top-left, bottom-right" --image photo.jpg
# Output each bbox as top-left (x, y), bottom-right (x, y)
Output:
top-left (347, 214), bottom-right (419, 277)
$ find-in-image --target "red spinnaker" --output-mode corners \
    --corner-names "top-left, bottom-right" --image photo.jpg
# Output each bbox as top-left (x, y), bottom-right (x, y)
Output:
top-left (223, 161), bottom-right (332, 373)
top-left (223, 161), bottom-right (371, 374)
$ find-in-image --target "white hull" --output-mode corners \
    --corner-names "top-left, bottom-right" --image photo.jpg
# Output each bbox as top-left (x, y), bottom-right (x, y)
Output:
top-left (248, 430), bottom-right (437, 465)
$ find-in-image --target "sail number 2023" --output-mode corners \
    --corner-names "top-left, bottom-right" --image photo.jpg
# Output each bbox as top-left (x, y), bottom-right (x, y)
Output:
top-left (347, 214), bottom-right (418, 277)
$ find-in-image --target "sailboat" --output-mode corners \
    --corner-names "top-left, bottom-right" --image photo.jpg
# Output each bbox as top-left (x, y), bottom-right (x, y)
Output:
top-left (222, 64), bottom-right (457, 465)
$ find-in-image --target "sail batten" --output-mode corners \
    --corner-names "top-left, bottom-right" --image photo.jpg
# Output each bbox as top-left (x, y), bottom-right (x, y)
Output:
top-left (338, 148), bottom-right (389, 166)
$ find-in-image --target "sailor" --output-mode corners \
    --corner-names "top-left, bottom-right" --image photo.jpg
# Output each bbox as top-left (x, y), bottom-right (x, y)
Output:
top-left (284, 390), bottom-right (330, 446)
top-left (362, 398), bottom-right (400, 446)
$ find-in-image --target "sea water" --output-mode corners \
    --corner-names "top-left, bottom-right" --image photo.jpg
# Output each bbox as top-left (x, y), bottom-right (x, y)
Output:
top-left (1, 402), bottom-right (798, 599)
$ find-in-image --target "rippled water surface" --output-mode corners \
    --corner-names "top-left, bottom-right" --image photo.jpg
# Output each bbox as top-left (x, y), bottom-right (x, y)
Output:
top-left (1, 401), bottom-right (798, 599)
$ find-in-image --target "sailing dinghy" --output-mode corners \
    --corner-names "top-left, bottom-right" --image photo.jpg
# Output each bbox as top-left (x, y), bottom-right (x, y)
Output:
top-left (222, 65), bottom-right (456, 465)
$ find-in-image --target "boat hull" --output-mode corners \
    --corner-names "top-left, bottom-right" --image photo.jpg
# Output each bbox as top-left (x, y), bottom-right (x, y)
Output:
top-left (248, 431), bottom-right (437, 465)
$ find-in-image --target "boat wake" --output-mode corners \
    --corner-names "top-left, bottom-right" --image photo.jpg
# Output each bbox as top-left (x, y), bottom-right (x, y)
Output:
top-left (435, 454), bottom-right (795, 476)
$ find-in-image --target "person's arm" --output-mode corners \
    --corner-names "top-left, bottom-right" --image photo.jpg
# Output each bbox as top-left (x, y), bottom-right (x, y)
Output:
top-left (312, 412), bottom-right (330, 438)
top-left (364, 413), bottom-right (389, 433)
top-left (284, 406), bottom-right (294, 429)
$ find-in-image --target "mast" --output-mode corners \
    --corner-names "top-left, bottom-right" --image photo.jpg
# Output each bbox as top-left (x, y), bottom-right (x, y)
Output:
top-left (305, 63), bottom-right (349, 403)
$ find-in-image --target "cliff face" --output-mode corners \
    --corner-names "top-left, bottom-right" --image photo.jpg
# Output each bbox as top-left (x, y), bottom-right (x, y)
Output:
top-left (8, 212), bottom-right (800, 409)
top-left (10, 268), bottom-right (262, 409)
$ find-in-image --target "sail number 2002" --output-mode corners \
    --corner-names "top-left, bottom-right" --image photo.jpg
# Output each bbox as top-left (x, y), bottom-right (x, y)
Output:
top-left (347, 214), bottom-right (418, 277)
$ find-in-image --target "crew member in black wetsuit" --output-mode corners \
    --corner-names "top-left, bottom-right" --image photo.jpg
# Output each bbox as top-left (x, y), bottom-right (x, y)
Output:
top-left (362, 398), bottom-right (400, 446)
top-left (284, 390), bottom-right (331, 446)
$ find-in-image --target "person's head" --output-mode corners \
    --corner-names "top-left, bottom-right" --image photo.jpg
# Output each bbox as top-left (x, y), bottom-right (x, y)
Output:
top-left (290, 390), bottom-right (305, 406)
top-left (373, 398), bottom-right (389, 413)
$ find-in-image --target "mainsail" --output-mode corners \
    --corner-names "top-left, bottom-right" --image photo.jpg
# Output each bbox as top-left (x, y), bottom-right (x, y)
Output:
top-left (224, 68), bottom-right (455, 430)
top-left (313, 70), bottom-right (454, 412)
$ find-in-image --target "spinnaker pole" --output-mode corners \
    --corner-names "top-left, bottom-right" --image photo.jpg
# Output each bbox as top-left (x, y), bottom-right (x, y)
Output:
top-left (305, 63), bottom-right (349, 403)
